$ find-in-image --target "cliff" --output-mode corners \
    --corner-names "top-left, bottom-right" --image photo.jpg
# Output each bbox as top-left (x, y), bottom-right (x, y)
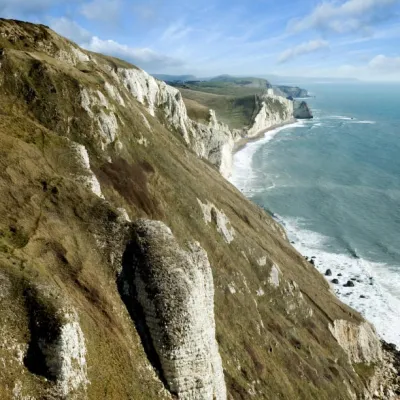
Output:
top-left (0, 19), bottom-right (398, 400)
top-left (274, 85), bottom-right (309, 98)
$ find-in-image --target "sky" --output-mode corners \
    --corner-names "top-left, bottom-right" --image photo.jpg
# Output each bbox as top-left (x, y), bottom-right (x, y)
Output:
top-left (1, 0), bottom-right (400, 81)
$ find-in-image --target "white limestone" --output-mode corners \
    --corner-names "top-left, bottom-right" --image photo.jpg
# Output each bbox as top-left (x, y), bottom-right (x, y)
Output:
top-left (247, 94), bottom-right (294, 138)
top-left (80, 87), bottom-right (119, 145)
top-left (45, 310), bottom-right (89, 398)
top-left (257, 256), bottom-right (267, 267)
top-left (71, 46), bottom-right (90, 63)
top-left (228, 283), bottom-right (237, 294)
top-left (100, 63), bottom-right (298, 178)
top-left (56, 46), bottom-right (90, 66)
top-left (197, 199), bottom-right (235, 243)
top-left (104, 81), bottom-right (126, 107)
top-left (329, 320), bottom-right (383, 364)
top-left (70, 142), bottom-right (104, 198)
top-left (117, 207), bottom-right (131, 222)
top-left (0, 272), bottom-right (11, 299)
top-left (256, 288), bottom-right (265, 297)
top-left (268, 264), bottom-right (281, 288)
top-left (130, 219), bottom-right (226, 399)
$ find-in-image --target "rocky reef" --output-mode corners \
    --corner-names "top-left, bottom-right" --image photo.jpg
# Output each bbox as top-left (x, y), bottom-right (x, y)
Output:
top-left (0, 19), bottom-right (398, 400)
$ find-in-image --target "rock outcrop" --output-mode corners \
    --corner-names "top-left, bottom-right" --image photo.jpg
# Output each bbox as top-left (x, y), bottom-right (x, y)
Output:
top-left (293, 100), bottom-right (313, 119)
top-left (329, 320), bottom-right (382, 364)
top-left (119, 220), bottom-right (226, 399)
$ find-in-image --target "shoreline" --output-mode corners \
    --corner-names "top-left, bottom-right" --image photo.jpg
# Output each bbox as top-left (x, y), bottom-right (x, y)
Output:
top-left (229, 118), bottom-right (400, 349)
top-left (233, 118), bottom-right (297, 154)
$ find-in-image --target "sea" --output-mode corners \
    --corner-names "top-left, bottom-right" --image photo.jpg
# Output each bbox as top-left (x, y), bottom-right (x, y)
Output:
top-left (229, 83), bottom-right (400, 348)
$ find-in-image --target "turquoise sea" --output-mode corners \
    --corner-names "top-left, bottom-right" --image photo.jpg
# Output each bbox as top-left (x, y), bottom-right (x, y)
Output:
top-left (230, 83), bottom-right (400, 347)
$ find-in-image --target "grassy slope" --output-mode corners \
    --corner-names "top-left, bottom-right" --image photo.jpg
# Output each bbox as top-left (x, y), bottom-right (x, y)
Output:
top-left (172, 77), bottom-right (272, 129)
top-left (0, 19), bottom-right (372, 400)
top-left (180, 88), bottom-right (257, 129)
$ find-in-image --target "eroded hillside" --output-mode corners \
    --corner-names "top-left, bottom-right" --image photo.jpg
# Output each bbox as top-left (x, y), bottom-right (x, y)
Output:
top-left (0, 19), bottom-right (398, 400)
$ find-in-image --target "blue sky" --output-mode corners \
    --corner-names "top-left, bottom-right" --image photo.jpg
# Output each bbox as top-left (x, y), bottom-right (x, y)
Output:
top-left (1, 0), bottom-right (400, 81)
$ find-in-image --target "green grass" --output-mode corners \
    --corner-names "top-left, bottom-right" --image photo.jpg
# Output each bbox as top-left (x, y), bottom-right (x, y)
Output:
top-left (0, 18), bottom-right (379, 400)
top-left (179, 88), bottom-right (258, 129)
top-left (176, 80), bottom-right (267, 97)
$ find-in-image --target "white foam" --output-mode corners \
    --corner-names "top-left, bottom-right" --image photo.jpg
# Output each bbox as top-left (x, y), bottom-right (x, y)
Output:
top-left (230, 121), bottom-right (400, 348)
top-left (329, 115), bottom-right (353, 120)
top-left (277, 215), bottom-right (400, 348)
top-left (350, 120), bottom-right (376, 124)
top-left (229, 121), bottom-right (305, 194)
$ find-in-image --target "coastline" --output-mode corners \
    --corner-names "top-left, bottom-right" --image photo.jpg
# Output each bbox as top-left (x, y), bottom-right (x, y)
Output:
top-left (233, 118), bottom-right (297, 154)
top-left (229, 117), bottom-right (400, 350)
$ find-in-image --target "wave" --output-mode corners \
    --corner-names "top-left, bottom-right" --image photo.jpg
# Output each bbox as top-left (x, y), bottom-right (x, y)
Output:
top-left (327, 116), bottom-right (376, 124)
top-left (329, 115), bottom-right (354, 120)
top-left (229, 121), bottom-right (305, 194)
top-left (275, 215), bottom-right (400, 347)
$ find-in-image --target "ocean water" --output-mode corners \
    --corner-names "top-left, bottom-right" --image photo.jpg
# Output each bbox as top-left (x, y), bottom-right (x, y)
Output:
top-left (230, 83), bottom-right (400, 347)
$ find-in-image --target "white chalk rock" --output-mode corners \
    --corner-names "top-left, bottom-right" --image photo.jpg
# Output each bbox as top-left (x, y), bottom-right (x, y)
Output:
top-left (129, 219), bottom-right (226, 400)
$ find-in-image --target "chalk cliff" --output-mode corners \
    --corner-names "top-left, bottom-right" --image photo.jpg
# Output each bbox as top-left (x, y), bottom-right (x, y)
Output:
top-left (0, 19), bottom-right (398, 400)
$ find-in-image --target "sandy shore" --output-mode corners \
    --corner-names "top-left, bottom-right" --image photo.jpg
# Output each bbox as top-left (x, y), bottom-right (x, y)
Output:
top-left (233, 118), bottom-right (297, 154)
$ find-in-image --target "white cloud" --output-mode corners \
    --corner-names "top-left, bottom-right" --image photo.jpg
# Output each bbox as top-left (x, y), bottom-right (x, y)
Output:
top-left (278, 40), bottom-right (329, 63)
top-left (368, 54), bottom-right (400, 73)
top-left (86, 36), bottom-right (184, 70)
top-left (290, 0), bottom-right (397, 34)
top-left (80, 0), bottom-right (121, 22)
top-left (49, 17), bottom-right (183, 72)
top-left (293, 54), bottom-right (400, 81)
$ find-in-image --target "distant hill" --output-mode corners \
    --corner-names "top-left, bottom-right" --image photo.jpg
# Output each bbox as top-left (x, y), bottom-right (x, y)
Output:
top-left (208, 74), bottom-right (272, 89)
top-left (152, 74), bottom-right (197, 82)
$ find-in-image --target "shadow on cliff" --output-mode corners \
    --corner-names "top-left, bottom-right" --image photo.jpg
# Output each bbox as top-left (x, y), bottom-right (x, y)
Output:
top-left (117, 239), bottom-right (168, 389)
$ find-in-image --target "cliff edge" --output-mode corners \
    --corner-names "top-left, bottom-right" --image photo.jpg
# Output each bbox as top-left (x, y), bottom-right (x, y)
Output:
top-left (0, 19), bottom-right (398, 400)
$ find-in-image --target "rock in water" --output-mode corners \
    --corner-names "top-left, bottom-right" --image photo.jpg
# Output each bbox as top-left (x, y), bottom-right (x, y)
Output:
top-left (332, 279), bottom-right (339, 284)
top-left (121, 219), bottom-right (226, 399)
top-left (344, 281), bottom-right (355, 287)
top-left (293, 100), bottom-right (313, 119)
top-left (325, 269), bottom-right (332, 276)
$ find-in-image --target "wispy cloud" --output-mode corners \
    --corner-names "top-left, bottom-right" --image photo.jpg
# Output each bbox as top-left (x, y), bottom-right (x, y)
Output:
top-left (289, 0), bottom-right (398, 34)
top-left (368, 54), bottom-right (400, 73)
top-left (161, 22), bottom-right (192, 42)
top-left (278, 40), bottom-right (329, 63)
top-left (86, 36), bottom-right (184, 70)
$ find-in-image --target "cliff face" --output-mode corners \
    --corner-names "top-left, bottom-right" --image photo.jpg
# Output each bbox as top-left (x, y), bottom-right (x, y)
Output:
top-left (0, 19), bottom-right (398, 400)
top-left (274, 85), bottom-right (309, 98)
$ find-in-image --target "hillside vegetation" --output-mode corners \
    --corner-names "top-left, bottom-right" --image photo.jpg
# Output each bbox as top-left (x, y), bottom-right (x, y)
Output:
top-left (0, 19), bottom-right (398, 400)
top-left (181, 88), bottom-right (258, 129)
